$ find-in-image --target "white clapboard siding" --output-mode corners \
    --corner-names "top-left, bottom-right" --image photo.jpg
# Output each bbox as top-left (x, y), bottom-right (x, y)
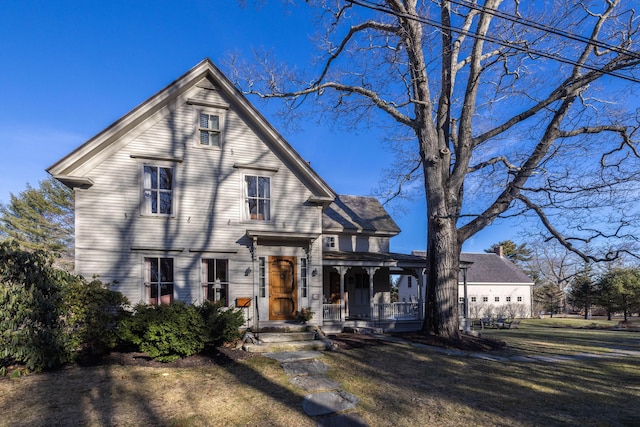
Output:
top-left (74, 82), bottom-right (324, 305)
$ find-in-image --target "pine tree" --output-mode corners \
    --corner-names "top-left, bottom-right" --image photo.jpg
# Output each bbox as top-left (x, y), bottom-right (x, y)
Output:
top-left (0, 178), bottom-right (74, 270)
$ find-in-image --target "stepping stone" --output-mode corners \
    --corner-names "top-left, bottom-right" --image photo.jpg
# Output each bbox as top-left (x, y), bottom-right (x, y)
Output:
top-left (302, 391), bottom-right (359, 416)
top-left (316, 412), bottom-right (369, 427)
top-left (289, 375), bottom-right (341, 391)
top-left (263, 351), bottom-right (324, 362)
top-left (282, 359), bottom-right (328, 376)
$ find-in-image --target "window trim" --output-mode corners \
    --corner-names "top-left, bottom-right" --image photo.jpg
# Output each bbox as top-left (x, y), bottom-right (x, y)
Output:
top-left (195, 108), bottom-right (226, 149)
top-left (144, 257), bottom-right (175, 305)
top-left (242, 173), bottom-right (273, 222)
top-left (140, 162), bottom-right (177, 217)
top-left (201, 258), bottom-right (230, 304)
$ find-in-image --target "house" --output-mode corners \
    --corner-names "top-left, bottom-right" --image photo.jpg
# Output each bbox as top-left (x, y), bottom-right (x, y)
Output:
top-left (47, 59), bottom-right (426, 332)
top-left (397, 250), bottom-right (534, 319)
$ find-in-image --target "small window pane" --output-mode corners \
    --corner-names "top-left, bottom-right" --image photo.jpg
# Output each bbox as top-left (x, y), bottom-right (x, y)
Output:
top-left (200, 130), bottom-right (210, 145)
top-left (210, 132), bottom-right (220, 146)
top-left (216, 259), bottom-right (227, 282)
top-left (209, 115), bottom-right (219, 130)
top-left (159, 168), bottom-right (172, 190)
top-left (199, 113), bottom-right (209, 128)
top-left (160, 258), bottom-right (173, 282)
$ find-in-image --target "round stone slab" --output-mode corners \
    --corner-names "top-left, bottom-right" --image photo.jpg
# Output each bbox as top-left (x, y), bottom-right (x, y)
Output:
top-left (302, 391), bottom-right (359, 416)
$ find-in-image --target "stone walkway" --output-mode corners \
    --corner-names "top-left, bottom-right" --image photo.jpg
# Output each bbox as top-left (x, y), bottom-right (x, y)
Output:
top-left (264, 351), bottom-right (369, 427)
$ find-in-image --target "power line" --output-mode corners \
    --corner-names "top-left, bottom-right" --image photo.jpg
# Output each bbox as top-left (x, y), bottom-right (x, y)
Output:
top-left (344, 0), bottom-right (640, 84)
top-left (448, 0), bottom-right (640, 61)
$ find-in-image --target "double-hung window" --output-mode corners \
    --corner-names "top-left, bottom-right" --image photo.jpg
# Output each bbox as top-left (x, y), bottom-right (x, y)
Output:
top-left (143, 165), bottom-right (174, 215)
top-left (202, 259), bottom-right (229, 304)
top-left (244, 175), bottom-right (270, 221)
top-left (199, 112), bottom-right (221, 147)
top-left (146, 257), bottom-right (174, 305)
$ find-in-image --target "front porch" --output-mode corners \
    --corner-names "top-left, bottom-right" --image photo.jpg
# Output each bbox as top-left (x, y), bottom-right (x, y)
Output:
top-left (321, 251), bottom-right (426, 333)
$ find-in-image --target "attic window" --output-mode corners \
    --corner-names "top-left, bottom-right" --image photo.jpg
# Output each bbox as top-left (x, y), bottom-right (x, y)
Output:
top-left (325, 237), bottom-right (335, 249)
top-left (199, 113), bottom-right (221, 147)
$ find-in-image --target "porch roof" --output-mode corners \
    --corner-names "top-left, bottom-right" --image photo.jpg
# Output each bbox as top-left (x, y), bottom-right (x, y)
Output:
top-left (322, 250), bottom-right (426, 269)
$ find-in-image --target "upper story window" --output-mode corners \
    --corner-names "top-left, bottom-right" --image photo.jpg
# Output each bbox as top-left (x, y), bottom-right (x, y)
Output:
top-left (199, 112), bottom-right (221, 147)
top-left (407, 276), bottom-right (412, 288)
top-left (143, 165), bottom-right (174, 215)
top-left (324, 236), bottom-right (335, 249)
top-left (244, 175), bottom-right (270, 221)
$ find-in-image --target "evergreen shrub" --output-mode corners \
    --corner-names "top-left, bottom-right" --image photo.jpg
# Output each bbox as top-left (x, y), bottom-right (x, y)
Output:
top-left (119, 302), bottom-right (206, 362)
top-left (199, 300), bottom-right (245, 345)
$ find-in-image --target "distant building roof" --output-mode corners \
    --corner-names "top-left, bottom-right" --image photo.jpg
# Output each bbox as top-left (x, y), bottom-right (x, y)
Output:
top-left (411, 250), bottom-right (534, 284)
top-left (323, 195), bottom-right (400, 236)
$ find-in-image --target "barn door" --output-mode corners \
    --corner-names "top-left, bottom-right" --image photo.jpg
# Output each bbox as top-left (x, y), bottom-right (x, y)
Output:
top-left (269, 256), bottom-right (297, 320)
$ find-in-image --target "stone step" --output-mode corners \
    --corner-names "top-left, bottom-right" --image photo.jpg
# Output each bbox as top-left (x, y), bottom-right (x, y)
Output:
top-left (242, 338), bottom-right (335, 353)
top-left (258, 332), bottom-right (317, 343)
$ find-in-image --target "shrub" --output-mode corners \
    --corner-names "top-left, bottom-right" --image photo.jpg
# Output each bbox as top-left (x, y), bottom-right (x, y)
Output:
top-left (119, 302), bottom-right (206, 362)
top-left (199, 301), bottom-right (245, 345)
top-left (64, 276), bottom-right (129, 356)
top-left (0, 241), bottom-right (73, 371)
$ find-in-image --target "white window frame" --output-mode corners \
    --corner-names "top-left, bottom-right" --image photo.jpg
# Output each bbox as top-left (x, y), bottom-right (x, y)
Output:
top-left (243, 174), bottom-right (272, 222)
top-left (482, 296), bottom-right (489, 302)
top-left (141, 163), bottom-right (176, 217)
top-left (201, 258), bottom-right (230, 304)
top-left (196, 109), bottom-right (225, 148)
top-left (471, 296), bottom-right (477, 302)
top-left (144, 257), bottom-right (175, 305)
top-left (506, 296), bottom-right (511, 302)
top-left (517, 296), bottom-right (523, 302)
top-left (495, 296), bottom-right (500, 302)
top-left (324, 236), bottom-right (335, 249)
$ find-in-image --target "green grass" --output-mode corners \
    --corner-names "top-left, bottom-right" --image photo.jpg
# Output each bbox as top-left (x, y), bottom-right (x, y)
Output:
top-left (1, 319), bottom-right (639, 426)
top-left (480, 318), bottom-right (640, 356)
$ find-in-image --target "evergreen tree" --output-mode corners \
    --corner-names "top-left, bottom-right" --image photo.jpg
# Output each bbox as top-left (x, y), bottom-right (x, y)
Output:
top-left (0, 178), bottom-right (73, 270)
top-left (597, 268), bottom-right (640, 321)
top-left (568, 272), bottom-right (597, 319)
top-left (533, 284), bottom-right (564, 317)
top-left (485, 240), bottom-right (533, 265)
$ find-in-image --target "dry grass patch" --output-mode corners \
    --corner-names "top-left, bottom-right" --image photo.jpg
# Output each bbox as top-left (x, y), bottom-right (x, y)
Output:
top-left (0, 356), bottom-right (314, 427)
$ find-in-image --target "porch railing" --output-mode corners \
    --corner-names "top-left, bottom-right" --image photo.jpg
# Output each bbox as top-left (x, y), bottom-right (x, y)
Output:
top-left (322, 304), bottom-right (342, 321)
top-left (373, 302), bottom-right (422, 320)
top-left (322, 302), bottom-right (423, 322)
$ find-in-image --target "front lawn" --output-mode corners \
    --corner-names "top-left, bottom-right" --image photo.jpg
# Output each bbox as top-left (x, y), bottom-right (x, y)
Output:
top-left (1, 319), bottom-right (638, 426)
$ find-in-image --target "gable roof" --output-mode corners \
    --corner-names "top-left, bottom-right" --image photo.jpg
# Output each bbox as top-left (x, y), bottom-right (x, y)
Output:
top-left (47, 58), bottom-right (335, 202)
top-left (323, 195), bottom-right (400, 236)
top-left (411, 251), bottom-right (534, 284)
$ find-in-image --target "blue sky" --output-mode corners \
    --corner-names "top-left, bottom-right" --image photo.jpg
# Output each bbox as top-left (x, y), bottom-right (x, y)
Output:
top-left (0, 0), bottom-right (520, 253)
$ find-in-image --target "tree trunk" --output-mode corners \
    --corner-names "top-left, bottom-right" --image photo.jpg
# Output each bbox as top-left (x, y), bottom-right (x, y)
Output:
top-left (422, 217), bottom-right (461, 338)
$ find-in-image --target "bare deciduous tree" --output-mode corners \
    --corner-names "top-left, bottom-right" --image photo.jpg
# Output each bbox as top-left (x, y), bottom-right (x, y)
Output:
top-left (230, 0), bottom-right (640, 338)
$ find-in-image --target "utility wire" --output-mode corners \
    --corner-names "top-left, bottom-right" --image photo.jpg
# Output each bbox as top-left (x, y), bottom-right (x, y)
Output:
top-left (448, 0), bottom-right (640, 61)
top-left (345, 0), bottom-right (640, 84)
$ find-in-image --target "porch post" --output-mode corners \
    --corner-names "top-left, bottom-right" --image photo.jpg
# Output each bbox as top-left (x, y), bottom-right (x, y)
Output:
top-left (417, 268), bottom-right (425, 320)
top-left (366, 267), bottom-right (377, 320)
top-left (338, 266), bottom-right (345, 321)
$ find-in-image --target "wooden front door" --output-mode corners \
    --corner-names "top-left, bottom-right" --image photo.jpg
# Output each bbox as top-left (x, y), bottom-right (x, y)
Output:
top-left (269, 256), bottom-right (297, 320)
